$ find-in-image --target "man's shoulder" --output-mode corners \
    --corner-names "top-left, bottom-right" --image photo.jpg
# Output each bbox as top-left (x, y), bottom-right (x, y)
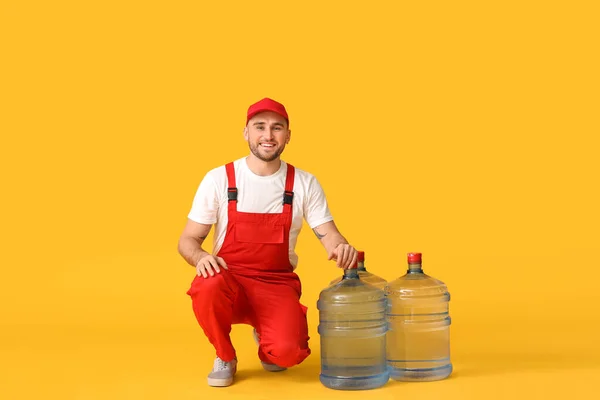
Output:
top-left (285, 161), bottom-right (322, 190)
top-left (285, 161), bottom-right (314, 178)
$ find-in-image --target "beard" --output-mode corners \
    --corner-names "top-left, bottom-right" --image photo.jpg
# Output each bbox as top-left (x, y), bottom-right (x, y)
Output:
top-left (248, 141), bottom-right (285, 162)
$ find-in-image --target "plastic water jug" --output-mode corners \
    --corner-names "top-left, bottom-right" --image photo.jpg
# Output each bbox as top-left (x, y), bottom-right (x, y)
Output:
top-left (385, 252), bottom-right (452, 381)
top-left (317, 267), bottom-right (389, 390)
top-left (329, 251), bottom-right (387, 289)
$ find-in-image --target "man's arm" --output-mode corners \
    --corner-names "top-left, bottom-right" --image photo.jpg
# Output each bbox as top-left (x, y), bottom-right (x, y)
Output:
top-left (312, 220), bottom-right (357, 269)
top-left (178, 219), bottom-right (227, 278)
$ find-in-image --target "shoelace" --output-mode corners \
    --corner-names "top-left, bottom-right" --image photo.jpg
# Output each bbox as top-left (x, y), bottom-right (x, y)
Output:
top-left (213, 358), bottom-right (229, 372)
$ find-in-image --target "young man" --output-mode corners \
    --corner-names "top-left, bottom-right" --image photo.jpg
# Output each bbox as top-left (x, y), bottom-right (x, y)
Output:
top-left (178, 97), bottom-right (357, 387)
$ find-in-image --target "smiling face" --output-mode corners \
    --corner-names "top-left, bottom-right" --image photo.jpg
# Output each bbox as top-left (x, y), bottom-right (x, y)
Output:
top-left (244, 111), bottom-right (291, 162)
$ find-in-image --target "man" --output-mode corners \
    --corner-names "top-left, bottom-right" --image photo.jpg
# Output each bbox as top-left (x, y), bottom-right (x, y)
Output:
top-left (177, 97), bottom-right (357, 387)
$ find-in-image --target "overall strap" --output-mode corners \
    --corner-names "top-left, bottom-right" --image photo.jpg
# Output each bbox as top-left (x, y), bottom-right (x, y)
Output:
top-left (283, 164), bottom-right (295, 214)
top-left (225, 162), bottom-right (237, 213)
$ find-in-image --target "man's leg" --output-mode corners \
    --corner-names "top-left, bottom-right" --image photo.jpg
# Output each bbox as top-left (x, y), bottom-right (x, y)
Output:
top-left (240, 276), bottom-right (311, 368)
top-left (186, 271), bottom-right (243, 362)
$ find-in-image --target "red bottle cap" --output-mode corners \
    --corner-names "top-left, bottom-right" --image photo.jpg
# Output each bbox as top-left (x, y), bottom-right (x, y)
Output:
top-left (407, 252), bottom-right (422, 263)
top-left (357, 251), bottom-right (365, 262)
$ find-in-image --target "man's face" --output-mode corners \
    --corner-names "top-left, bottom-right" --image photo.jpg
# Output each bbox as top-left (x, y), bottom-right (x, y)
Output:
top-left (244, 111), bottom-right (291, 162)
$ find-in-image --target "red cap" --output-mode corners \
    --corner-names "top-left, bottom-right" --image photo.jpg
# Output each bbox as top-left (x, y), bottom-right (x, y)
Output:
top-left (407, 252), bottom-right (422, 263)
top-left (357, 251), bottom-right (365, 262)
top-left (246, 98), bottom-right (289, 125)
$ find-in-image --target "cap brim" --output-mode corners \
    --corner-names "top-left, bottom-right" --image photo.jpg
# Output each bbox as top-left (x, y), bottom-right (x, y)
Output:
top-left (247, 109), bottom-right (288, 124)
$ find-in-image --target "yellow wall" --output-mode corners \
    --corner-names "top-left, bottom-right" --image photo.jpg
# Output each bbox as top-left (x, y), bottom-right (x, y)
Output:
top-left (1, 1), bottom-right (598, 398)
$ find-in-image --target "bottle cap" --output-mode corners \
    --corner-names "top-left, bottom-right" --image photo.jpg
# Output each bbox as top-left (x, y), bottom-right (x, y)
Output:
top-left (357, 251), bottom-right (365, 262)
top-left (407, 252), bottom-right (422, 263)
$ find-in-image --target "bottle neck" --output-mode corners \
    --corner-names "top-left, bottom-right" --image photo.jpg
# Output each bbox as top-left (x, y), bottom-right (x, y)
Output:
top-left (357, 261), bottom-right (366, 271)
top-left (342, 268), bottom-right (359, 279)
top-left (407, 262), bottom-right (423, 274)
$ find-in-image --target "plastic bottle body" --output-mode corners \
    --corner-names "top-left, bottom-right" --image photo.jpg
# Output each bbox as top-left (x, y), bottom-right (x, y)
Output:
top-left (385, 254), bottom-right (452, 381)
top-left (318, 270), bottom-right (389, 390)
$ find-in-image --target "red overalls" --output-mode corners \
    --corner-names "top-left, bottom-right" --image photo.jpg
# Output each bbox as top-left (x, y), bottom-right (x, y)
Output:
top-left (186, 161), bottom-right (311, 368)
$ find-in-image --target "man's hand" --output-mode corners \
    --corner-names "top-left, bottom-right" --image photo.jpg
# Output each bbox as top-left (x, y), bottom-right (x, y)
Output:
top-left (328, 243), bottom-right (358, 270)
top-left (196, 253), bottom-right (228, 278)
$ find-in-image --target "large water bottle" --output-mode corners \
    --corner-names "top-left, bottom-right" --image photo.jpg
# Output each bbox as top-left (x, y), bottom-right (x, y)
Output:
top-left (385, 252), bottom-right (452, 381)
top-left (317, 266), bottom-right (389, 390)
top-left (329, 251), bottom-right (387, 289)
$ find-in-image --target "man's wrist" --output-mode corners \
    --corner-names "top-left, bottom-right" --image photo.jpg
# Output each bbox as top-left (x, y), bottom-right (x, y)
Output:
top-left (333, 240), bottom-right (348, 249)
top-left (194, 250), bottom-right (210, 267)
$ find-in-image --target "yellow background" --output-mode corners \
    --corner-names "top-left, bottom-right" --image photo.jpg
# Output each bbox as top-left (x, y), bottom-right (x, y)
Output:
top-left (1, 1), bottom-right (599, 399)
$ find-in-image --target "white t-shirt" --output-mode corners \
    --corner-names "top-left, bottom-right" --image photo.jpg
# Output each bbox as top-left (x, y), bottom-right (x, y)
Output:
top-left (187, 157), bottom-right (334, 268)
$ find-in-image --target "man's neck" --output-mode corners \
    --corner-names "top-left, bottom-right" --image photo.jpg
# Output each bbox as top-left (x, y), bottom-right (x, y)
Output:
top-left (245, 155), bottom-right (281, 176)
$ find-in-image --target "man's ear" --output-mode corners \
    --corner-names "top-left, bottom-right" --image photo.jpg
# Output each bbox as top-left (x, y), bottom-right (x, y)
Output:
top-left (243, 127), bottom-right (248, 140)
top-left (286, 129), bottom-right (292, 144)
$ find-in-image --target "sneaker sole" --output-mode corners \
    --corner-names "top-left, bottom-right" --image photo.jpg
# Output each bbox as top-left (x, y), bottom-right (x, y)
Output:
top-left (207, 376), bottom-right (234, 387)
top-left (261, 362), bottom-right (287, 372)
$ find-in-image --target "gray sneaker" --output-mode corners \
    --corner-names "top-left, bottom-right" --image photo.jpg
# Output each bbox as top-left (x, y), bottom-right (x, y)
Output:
top-left (207, 357), bottom-right (237, 387)
top-left (252, 328), bottom-right (287, 372)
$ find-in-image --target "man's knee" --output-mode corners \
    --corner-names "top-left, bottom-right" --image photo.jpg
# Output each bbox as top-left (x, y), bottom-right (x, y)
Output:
top-left (187, 273), bottom-right (231, 304)
top-left (262, 339), bottom-right (311, 368)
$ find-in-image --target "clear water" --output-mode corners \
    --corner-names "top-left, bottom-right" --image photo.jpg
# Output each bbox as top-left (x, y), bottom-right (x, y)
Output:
top-left (385, 267), bottom-right (452, 381)
top-left (318, 271), bottom-right (390, 390)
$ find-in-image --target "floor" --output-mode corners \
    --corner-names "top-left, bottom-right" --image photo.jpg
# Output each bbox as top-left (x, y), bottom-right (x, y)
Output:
top-left (2, 320), bottom-right (597, 400)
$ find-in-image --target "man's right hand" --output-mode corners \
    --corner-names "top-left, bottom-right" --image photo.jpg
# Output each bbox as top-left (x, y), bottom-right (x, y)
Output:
top-left (196, 253), bottom-right (228, 278)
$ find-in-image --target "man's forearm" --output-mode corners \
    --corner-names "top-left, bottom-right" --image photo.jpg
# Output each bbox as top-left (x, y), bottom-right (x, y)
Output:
top-left (178, 236), bottom-right (210, 267)
top-left (313, 225), bottom-right (348, 256)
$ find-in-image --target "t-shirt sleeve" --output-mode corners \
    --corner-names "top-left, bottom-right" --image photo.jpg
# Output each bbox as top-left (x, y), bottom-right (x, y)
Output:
top-left (304, 175), bottom-right (334, 229)
top-left (187, 172), bottom-right (219, 225)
